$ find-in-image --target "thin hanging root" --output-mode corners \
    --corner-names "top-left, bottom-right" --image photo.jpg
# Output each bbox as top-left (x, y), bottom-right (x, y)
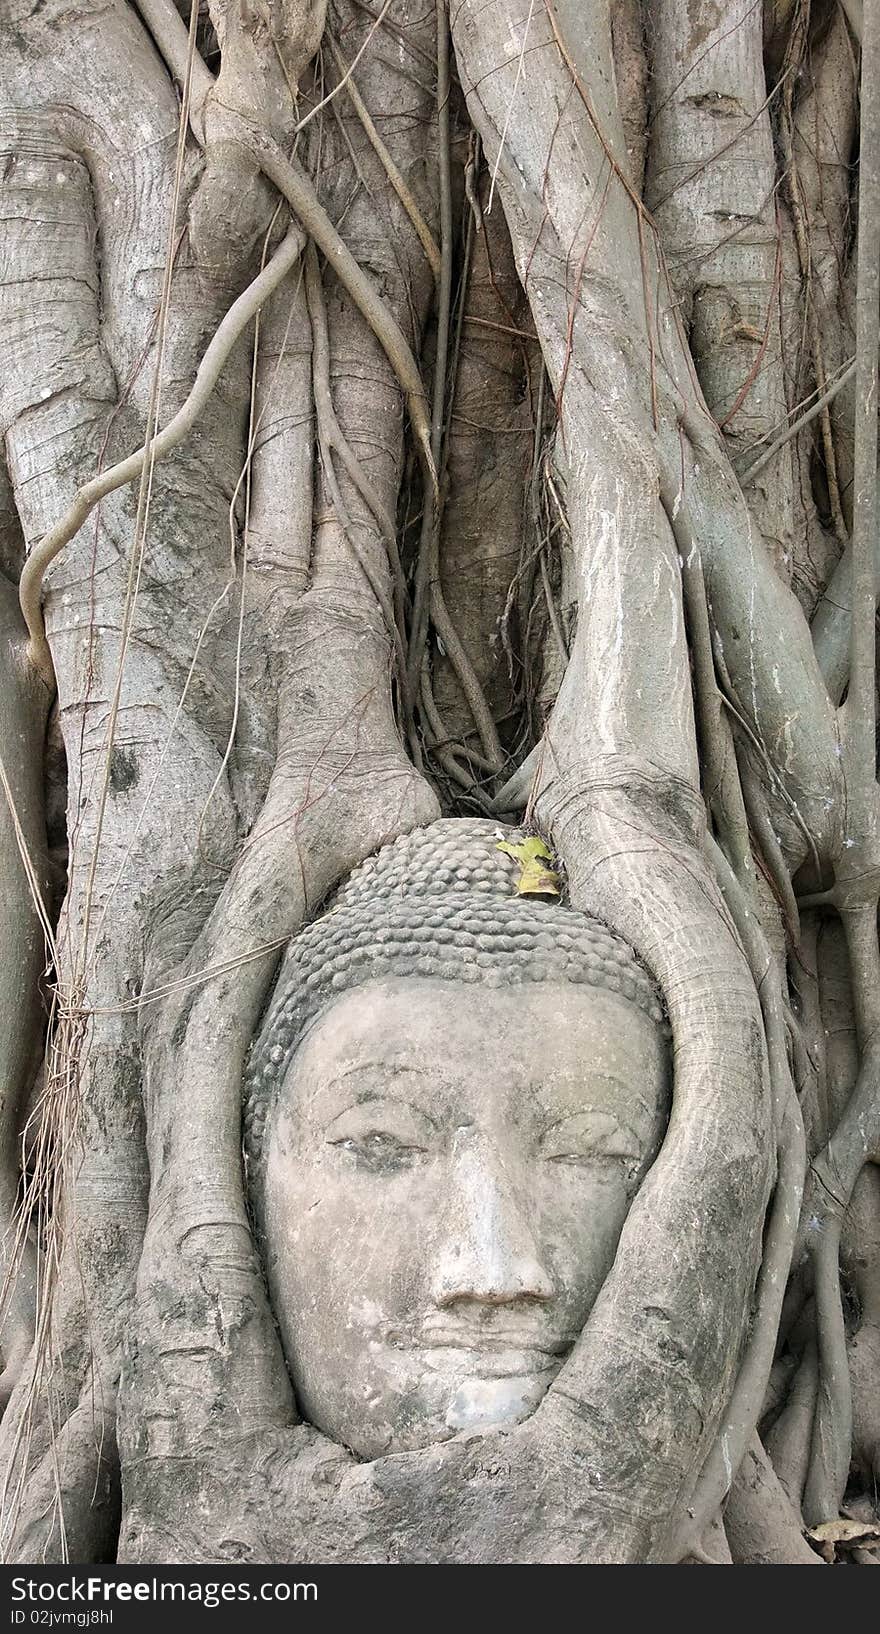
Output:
top-left (20, 85), bottom-right (440, 687)
top-left (18, 226), bottom-right (305, 686)
top-left (429, 586), bottom-right (506, 773)
top-left (418, 672), bottom-right (497, 808)
top-left (778, 8), bottom-right (848, 545)
top-left (217, 117), bottom-right (505, 769)
top-left (326, 34), bottom-right (441, 280)
top-left (22, 24), bottom-right (500, 787)
top-left (539, 547), bottom-right (568, 663)
top-left (406, 6), bottom-right (503, 779)
top-left (135, 4), bottom-right (434, 471)
top-left (489, 739), bottom-right (544, 813)
top-left (741, 358), bottom-right (856, 488)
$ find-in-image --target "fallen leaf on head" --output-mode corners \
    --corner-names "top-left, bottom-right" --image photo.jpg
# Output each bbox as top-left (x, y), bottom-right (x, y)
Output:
top-left (496, 836), bottom-right (561, 897)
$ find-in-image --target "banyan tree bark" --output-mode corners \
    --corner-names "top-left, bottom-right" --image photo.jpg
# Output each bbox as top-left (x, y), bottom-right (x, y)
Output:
top-left (0, 0), bottom-right (878, 1566)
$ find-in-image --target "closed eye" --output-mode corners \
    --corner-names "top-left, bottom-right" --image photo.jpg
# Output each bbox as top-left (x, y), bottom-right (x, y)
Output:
top-left (330, 1129), bottom-right (426, 1173)
top-left (325, 1097), bottom-right (436, 1173)
top-left (545, 1150), bottom-right (622, 1166)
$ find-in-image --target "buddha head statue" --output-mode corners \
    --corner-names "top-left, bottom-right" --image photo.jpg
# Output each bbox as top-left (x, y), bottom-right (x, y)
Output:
top-left (243, 819), bottom-right (670, 1460)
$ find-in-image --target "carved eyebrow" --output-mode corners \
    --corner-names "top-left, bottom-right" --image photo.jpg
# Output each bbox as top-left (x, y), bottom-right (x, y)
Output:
top-left (317, 1071), bottom-right (442, 1117)
top-left (532, 1070), bottom-right (663, 1120)
top-left (307, 1064), bottom-right (443, 1124)
top-left (325, 1061), bottom-right (435, 1085)
top-left (322, 1091), bottom-right (441, 1137)
top-left (538, 1107), bottom-right (645, 1150)
top-left (351, 1086), bottom-right (438, 1116)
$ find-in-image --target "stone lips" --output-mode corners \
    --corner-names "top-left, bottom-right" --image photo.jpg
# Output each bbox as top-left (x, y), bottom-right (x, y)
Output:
top-left (243, 818), bottom-right (668, 1178)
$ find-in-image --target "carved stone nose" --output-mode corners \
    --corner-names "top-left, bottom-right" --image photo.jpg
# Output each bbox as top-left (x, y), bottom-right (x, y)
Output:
top-left (431, 1133), bottom-right (554, 1306)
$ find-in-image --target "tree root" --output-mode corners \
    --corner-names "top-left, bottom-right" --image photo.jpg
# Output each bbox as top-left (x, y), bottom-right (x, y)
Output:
top-left (779, 13), bottom-right (848, 548)
top-left (0, 580), bottom-right (50, 1405)
top-left (326, 33), bottom-right (441, 280)
top-left (233, 118), bottom-right (436, 493)
top-left (134, 0), bottom-right (213, 141)
top-left (802, 17), bottom-right (880, 1479)
top-left (742, 358), bottom-right (856, 489)
top-left (766, 1339), bottom-right (820, 1511)
top-left (725, 1434), bottom-right (824, 1564)
top-left (2, 1390), bottom-right (119, 1565)
top-left (18, 226), bottom-right (305, 687)
top-left (673, 838), bottom-right (806, 1561)
top-left (304, 243), bottom-right (408, 678)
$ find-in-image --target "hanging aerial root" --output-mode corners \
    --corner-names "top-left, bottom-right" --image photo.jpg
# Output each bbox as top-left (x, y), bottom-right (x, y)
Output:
top-left (741, 358), bottom-right (856, 488)
top-left (779, 8), bottom-right (848, 546)
top-left (18, 226), bottom-right (305, 687)
top-left (407, 0), bottom-right (453, 689)
top-left (135, 0), bottom-right (435, 485)
top-left (326, 34), bottom-right (441, 281)
top-left (261, 19), bottom-right (502, 780)
top-left (110, 11), bottom-right (504, 790)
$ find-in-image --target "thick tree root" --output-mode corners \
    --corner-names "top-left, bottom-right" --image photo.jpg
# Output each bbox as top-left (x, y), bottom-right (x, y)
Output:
top-left (725, 1435), bottom-right (824, 1565)
top-left (0, 579), bottom-right (50, 1405)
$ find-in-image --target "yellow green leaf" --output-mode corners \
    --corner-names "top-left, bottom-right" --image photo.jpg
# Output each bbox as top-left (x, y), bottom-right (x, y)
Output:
top-left (496, 836), bottom-right (561, 897)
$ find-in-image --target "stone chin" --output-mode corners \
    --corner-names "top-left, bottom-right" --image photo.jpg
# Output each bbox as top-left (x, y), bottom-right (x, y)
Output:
top-left (443, 1369), bottom-right (559, 1436)
top-left (295, 1328), bottom-right (565, 1458)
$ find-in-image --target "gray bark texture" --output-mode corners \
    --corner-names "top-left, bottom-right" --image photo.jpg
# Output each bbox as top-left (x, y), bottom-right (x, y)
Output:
top-left (0, 0), bottom-right (877, 1566)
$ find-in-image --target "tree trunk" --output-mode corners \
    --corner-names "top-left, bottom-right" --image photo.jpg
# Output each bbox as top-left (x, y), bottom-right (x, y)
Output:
top-left (0, 0), bottom-right (877, 1567)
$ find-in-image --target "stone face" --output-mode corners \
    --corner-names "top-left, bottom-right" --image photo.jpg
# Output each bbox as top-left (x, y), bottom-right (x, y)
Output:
top-left (261, 975), bottom-right (669, 1459)
top-left (243, 820), bottom-right (671, 1466)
